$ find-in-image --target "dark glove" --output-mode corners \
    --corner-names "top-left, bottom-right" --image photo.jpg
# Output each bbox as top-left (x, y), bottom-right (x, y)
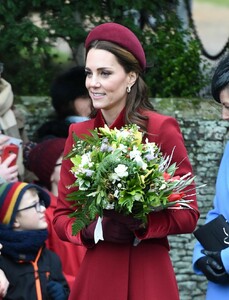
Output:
top-left (81, 220), bottom-right (97, 245)
top-left (196, 250), bottom-right (229, 284)
top-left (47, 280), bottom-right (67, 300)
top-left (202, 250), bottom-right (223, 265)
top-left (103, 209), bottom-right (143, 231)
top-left (81, 217), bottom-right (135, 244)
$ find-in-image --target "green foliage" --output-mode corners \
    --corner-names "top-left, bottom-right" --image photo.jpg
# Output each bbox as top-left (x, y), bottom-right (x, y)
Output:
top-left (66, 124), bottom-right (196, 235)
top-left (0, 0), bottom-right (209, 97)
top-left (144, 14), bottom-right (210, 97)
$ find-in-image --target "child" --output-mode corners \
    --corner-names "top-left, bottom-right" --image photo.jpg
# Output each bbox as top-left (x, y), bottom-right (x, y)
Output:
top-left (25, 138), bottom-right (86, 290)
top-left (0, 181), bottom-right (69, 300)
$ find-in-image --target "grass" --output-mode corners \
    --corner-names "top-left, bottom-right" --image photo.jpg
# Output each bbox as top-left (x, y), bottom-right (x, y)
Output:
top-left (195, 0), bottom-right (229, 7)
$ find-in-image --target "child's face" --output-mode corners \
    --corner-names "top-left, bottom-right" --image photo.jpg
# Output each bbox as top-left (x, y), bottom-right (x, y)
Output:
top-left (14, 189), bottom-right (48, 231)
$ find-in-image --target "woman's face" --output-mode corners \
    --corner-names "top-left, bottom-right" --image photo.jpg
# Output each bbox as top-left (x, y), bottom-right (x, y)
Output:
top-left (219, 87), bottom-right (229, 120)
top-left (85, 48), bottom-right (136, 119)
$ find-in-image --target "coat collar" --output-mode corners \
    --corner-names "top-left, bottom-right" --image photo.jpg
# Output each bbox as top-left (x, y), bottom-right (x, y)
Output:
top-left (94, 108), bottom-right (126, 129)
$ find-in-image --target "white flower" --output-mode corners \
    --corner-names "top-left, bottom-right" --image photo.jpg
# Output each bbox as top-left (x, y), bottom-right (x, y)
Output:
top-left (145, 141), bottom-right (159, 157)
top-left (136, 157), bottom-right (147, 170)
top-left (114, 164), bottom-right (128, 178)
top-left (114, 189), bottom-right (119, 198)
top-left (105, 203), bottom-right (115, 209)
top-left (80, 153), bottom-right (92, 167)
top-left (130, 147), bottom-right (147, 170)
top-left (159, 183), bottom-right (167, 190)
top-left (118, 143), bottom-right (128, 153)
top-left (83, 169), bottom-right (94, 177)
top-left (117, 130), bottom-right (129, 139)
top-left (129, 146), bottom-right (141, 160)
top-left (109, 173), bottom-right (119, 183)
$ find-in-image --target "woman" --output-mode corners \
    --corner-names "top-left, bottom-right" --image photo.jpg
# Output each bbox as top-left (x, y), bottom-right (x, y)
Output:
top-left (53, 22), bottom-right (199, 300)
top-left (192, 54), bottom-right (229, 300)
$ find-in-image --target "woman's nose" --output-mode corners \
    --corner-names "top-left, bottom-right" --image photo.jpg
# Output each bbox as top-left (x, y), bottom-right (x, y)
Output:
top-left (88, 75), bottom-right (100, 87)
top-left (222, 108), bottom-right (229, 120)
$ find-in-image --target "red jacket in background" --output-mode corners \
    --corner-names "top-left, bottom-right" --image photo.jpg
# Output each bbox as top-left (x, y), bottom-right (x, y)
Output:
top-left (45, 192), bottom-right (86, 290)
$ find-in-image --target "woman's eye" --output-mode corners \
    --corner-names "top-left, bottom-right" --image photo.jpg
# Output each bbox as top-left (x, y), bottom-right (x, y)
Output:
top-left (85, 70), bottom-right (92, 77)
top-left (101, 71), bottom-right (111, 77)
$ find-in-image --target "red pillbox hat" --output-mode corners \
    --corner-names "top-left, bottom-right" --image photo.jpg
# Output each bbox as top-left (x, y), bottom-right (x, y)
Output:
top-left (85, 22), bottom-right (146, 70)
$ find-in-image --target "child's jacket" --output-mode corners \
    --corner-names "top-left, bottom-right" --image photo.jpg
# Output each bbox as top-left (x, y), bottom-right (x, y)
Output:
top-left (0, 246), bottom-right (70, 300)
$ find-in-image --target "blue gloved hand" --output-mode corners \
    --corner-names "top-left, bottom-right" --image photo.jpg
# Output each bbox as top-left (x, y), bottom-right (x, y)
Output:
top-left (47, 280), bottom-right (67, 300)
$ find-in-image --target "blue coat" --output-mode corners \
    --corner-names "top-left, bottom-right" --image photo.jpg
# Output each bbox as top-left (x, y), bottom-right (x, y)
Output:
top-left (193, 142), bottom-right (229, 299)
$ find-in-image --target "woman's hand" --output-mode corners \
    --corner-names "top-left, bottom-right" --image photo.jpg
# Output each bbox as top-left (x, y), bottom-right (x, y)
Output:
top-left (103, 209), bottom-right (144, 231)
top-left (81, 217), bottom-right (136, 245)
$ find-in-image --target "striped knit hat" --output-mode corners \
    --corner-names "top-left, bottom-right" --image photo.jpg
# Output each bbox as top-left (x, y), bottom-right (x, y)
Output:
top-left (0, 182), bottom-right (50, 227)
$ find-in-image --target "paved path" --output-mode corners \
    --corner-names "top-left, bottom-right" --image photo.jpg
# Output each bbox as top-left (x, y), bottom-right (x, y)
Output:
top-left (192, 2), bottom-right (229, 57)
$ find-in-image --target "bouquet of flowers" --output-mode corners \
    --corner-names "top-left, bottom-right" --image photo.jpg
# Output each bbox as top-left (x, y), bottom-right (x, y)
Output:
top-left (66, 124), bottom-right (195, 236)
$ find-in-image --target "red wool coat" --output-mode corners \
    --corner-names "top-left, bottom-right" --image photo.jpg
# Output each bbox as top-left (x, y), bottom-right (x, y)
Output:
top-left (45, 192), bottom-right (86, 290)
top-left (53, 109), bottom-right (199, 300)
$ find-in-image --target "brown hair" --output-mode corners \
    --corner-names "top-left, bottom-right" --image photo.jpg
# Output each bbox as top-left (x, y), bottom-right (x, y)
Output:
top-left (86, 40), bottom-right (155, 132)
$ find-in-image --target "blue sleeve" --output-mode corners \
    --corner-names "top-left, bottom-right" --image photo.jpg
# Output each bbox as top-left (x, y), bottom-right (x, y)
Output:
top-left (192, 142), bottom-right (229, 274)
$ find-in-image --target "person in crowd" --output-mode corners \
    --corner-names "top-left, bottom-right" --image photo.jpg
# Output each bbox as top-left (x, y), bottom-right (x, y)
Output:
top-left (0, 181), bottom-right (70, 300)
top-left (0, 132), bottom-right (16, 298)
top-left (0, 66), bottom-right (29, 179)
top-left (36, 66), bottom-right (92, 141)
top-left (192, 54), bottom-right (229, 299)
top-left (0, 243), bottom-right (9, 299)
top-left (25, 137), bottom-right (86, 290)
top-left (0, 62), bottom-right (31, 182)
top-left (53, 22), bottom-right (199, 300)
top-left (0, 71), bottom-right (28, 143)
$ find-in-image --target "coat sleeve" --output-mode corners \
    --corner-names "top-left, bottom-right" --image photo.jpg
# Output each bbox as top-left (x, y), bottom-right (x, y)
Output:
top-left (53, 121), bottom-right (94, 246)
top-left (193, 142), bottom-right (229, 274)
top-left (136, 114), bottom-right (199, 240)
